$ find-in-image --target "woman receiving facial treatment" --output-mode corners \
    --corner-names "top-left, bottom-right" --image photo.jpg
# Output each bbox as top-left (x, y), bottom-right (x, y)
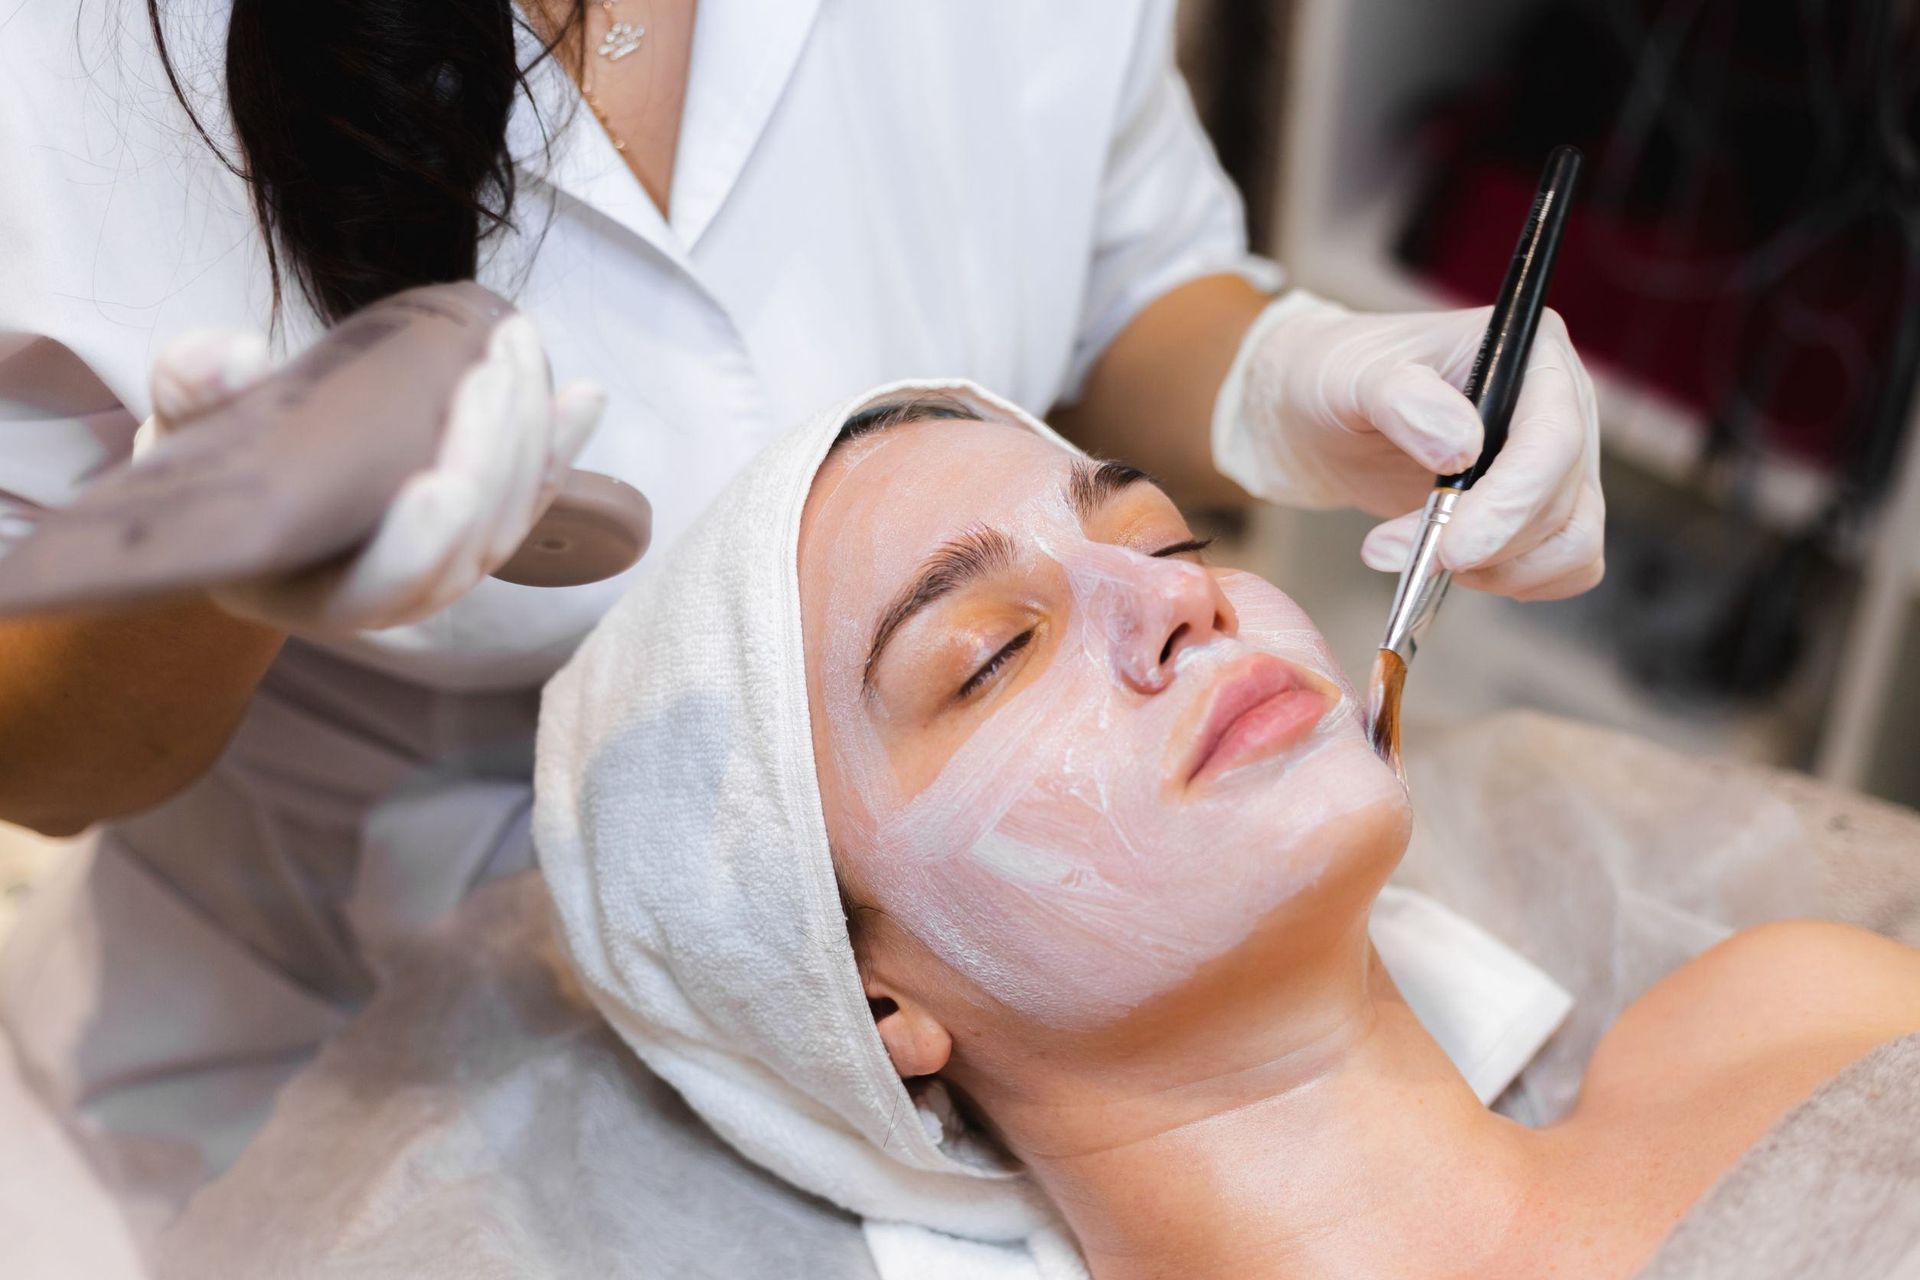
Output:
top-left (1, 3), bottom-right (1609, 1229)
top-left (537, 385), bottom-right (1920, 1279)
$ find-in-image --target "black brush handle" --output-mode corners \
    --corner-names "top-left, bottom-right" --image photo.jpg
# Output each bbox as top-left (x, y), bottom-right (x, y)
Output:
top-left (1438, 145), bottom-right (1583, 491)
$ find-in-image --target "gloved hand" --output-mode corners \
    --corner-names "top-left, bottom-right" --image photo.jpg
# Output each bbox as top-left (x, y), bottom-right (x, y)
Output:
top-left (1212, 289), bottom-right (1604, 601)
top-left (134, 314), bottom-right (605, 633)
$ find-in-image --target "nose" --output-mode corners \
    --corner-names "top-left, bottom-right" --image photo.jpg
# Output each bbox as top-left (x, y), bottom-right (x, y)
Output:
top-left (1103, 552), bottom-right (1237, 694)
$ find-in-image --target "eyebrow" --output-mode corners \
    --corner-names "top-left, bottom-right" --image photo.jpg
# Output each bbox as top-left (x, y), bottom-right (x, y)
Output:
top-left (864, 526), bottom-right (1017, 691)
top-left (1067, 458), bottom-right (1150, 522)
top-left (860, 459), bottom-right (1154, 691)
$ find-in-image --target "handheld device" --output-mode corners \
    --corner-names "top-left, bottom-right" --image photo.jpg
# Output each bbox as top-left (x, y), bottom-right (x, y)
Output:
top-left (0, 282), bottom-right (650, 617)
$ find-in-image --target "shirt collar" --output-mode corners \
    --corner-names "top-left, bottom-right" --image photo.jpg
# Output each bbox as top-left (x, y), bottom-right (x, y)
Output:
top-left (507, 14), bottom-right (679, 260)
top-left (669, 0), bottom-right (823, 248)
top-left (506, 0), bottom-right (823, 259)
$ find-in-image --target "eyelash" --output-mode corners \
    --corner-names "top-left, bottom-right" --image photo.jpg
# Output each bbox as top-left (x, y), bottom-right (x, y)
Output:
top-left (957, 628), bottom-right (1034, 699)
top-left (952, 536), bottom-right (1213, 701)
top-left (1151, 536), bottom-right (1215, 559)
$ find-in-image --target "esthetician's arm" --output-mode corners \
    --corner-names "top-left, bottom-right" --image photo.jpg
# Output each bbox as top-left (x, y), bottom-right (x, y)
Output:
top-left (1051, 272), bottom-right (1268, 509)
top-left (0, 604), bottom-right (285, 836)
top-left (0, 334), bottom-right (287, 835)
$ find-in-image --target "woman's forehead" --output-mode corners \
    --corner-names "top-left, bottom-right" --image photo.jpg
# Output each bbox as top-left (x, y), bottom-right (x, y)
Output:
top-left (799, 419), bottom-right (1082, 668)
top-left (809, 417), bottom-right (1076, 544)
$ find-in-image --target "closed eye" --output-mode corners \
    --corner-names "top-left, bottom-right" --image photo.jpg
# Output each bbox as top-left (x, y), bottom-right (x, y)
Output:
top-left (957, 628), bottom-right (1034, 701)
top-left (1151, 536), bottom-right (1215, 559)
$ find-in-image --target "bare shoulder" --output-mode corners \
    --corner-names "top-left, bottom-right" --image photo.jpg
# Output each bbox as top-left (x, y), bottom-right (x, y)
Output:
top-left (1555, 924), bottom-right (1920, 1275)
top-left (1582, 921), bottom-right (1920, 1111)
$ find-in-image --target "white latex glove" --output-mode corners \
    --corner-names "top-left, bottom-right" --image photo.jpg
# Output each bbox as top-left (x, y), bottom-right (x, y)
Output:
top-left (134, 314), bottom-right (605, 633)
top-left (1212, 289), bottom-right (1604, 601)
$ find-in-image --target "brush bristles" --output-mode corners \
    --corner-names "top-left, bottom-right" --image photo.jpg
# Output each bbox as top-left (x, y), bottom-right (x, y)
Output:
top-left (1366, 649), bottom-right (1407, 771)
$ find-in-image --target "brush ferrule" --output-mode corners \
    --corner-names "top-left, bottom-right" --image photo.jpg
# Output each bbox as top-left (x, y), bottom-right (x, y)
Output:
top-left (1378, 487), bottom-right (1459, 664)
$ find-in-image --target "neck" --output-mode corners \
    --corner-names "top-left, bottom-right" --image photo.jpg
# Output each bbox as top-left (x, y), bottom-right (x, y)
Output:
top-left (971, 933), bottom-right (1549, 1280)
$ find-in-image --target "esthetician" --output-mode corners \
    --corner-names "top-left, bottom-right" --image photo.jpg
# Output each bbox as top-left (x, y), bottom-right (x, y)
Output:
top-left (0, 0), bottom-right (1603, 1224)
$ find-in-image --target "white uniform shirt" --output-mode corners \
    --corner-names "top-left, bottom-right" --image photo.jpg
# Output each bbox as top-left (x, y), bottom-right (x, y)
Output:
top-left (2, 0), bottom-right (1264, 690)
top-left (0, 0), bottom-right (1265, 1218)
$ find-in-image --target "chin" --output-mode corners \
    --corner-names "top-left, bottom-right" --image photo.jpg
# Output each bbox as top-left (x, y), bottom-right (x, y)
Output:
top-left (1327, 769), bottom-right (1415, 890)
top-left (1088, 770), bottom-right (1415, 1043)
top-left (1239, 729), bottom-right (1413, 898)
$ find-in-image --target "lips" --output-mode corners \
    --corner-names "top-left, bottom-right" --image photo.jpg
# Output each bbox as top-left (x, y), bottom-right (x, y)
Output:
top-left (1181, 654), bottom-right (1331, 785)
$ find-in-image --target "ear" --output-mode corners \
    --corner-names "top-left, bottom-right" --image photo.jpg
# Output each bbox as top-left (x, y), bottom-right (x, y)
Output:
top-left (863, 978), bottom-right (953, 1079)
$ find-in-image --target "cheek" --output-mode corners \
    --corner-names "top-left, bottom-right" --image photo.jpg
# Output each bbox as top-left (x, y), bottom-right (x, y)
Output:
top-left (1216, 569), bottom-right (1358, 699)
top-left (1215, 568), bottom-right (1322, 644)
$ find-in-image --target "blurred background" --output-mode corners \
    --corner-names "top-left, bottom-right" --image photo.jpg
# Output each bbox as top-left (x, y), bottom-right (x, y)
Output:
top-left (1177, 0), bottom-right (1920, 811)
top-left (4, 0), bottom-right (1918, 943)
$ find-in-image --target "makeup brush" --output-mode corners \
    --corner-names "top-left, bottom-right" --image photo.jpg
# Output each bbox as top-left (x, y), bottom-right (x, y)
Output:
top-left (1366, 145), bottom-right (1584, 771)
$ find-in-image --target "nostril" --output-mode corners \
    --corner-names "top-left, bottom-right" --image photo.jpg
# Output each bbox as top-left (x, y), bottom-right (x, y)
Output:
top-left (1160, 622), bottom-right (1189, 666)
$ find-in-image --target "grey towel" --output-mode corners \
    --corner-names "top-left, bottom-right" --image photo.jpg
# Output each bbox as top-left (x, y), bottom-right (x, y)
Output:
top-left (155, 874), bottom-right (879, 1280)
top-left (1638, 1033), bottom-right (1920, 1280)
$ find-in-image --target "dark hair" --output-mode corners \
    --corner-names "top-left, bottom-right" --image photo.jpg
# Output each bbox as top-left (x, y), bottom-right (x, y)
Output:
top-left (834, 393), bottom-right (986, 449)
top-left (145, 0), bottom-right (585, 326)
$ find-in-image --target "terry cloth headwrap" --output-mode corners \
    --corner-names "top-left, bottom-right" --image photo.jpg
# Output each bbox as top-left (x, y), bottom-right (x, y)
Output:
top-left (536, 380), bottom-right (1059, 1241)
top-left (534, 379), bottom-right (1572, 1262)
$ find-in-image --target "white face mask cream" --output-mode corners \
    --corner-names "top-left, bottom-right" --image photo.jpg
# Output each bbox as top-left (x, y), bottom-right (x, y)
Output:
top-left (805, 416), bottom-right (1408, 1031)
